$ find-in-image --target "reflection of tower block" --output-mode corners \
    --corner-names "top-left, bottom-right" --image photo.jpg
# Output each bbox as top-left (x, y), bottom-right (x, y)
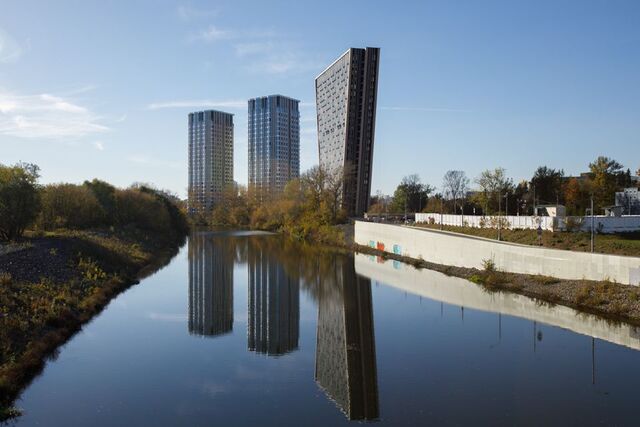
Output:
top-left (247, 242), bottom-right (300, 355)
top-left (315, 257), bottom-right (379, 421)
top-left (188, 234), bottom-right (234, 337)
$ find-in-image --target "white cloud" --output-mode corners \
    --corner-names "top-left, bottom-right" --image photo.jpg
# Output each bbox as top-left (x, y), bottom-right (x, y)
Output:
top-left (233, 41), bottom-right (275, 57)
top-left (190, 21), bottom-right (321, 75)
top-left (0, 89), bottom-right (109, 139)
top-left (190, 25), bottom-right (233, 43)
top-left (147, 99), bottom-right (246, 110)
top-left (147, 312), bottom-right (187, 322)
top-left (0, 28), bottom-right (22, 63)
top-left (93, 141), bottom-right (104, 151)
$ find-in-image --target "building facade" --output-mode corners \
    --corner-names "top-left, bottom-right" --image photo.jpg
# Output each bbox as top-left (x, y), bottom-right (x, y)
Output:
top-left (188, 110), bottom-right (234, 212)
top-left (248, 95), bottom-right (300, 196)
top-left (316, 47), bottom-right (380, 217)
top-left (616, 187), bottom-right (640, 215)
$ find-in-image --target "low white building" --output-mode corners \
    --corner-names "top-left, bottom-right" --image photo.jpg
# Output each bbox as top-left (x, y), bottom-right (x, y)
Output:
top-left (616, 187), bottom-right (640, 215)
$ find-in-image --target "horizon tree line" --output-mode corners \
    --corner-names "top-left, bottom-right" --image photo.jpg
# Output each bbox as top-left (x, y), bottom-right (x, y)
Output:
top-left (369, 156), bottom-right (639, 217)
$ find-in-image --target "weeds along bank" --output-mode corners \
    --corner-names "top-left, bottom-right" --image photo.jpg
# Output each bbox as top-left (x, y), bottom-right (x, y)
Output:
top-left (0, 163), bottom-right (189, 419)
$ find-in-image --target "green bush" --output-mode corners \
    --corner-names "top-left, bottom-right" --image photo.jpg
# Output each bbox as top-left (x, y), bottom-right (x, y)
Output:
top-left (0, 163), bottom-right (41, 241)
top-left (38, 184), bottom-right (105, 230)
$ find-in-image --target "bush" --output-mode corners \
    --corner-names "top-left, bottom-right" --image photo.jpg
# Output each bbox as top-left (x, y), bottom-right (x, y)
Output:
top-left (0, 163), bottom-right (41, 241)
top-left (38, 184), bottom-right (105, 230)
top-left (482, 258), bottom-right (496, 272)
top-left (115, 189), bottom-right (171, 232)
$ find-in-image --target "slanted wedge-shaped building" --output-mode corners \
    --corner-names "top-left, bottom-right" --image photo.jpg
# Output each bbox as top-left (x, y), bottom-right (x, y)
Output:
top-left (316, 47), bottom-right (380, 217)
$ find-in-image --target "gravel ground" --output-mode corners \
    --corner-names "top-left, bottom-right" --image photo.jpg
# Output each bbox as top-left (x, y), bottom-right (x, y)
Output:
top-left (0, 238), bottom-right (82, 284)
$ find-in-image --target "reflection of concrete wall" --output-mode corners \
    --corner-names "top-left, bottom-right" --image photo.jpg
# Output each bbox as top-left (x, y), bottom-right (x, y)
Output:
top-left (247, 243), bottom-right (300, 355)
top-left (315, 257), bottom-right (379, 421)
top-left (188, 235), bottom-right (234, 336)
top-left (355, 221), bottom-right (640, 286)
top-left (355, 253), bottom-right (640, 351)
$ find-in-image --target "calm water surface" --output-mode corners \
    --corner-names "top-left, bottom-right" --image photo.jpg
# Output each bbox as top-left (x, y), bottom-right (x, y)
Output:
top-left (9, 231), bottom-right (640, 426)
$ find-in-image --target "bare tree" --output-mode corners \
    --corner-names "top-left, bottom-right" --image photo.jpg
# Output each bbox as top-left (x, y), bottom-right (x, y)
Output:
top-left (442, 170), bottom-right (469, 214)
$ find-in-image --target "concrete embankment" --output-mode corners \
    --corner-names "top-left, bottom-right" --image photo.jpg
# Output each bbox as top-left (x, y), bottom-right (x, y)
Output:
top-left (354, 221), bottom-right (640, 285)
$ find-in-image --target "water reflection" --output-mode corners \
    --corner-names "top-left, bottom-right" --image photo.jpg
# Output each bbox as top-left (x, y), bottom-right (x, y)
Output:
top-left (247, 237), bottom-right (300, 355)
top-left (188, 234), bottom-right (234, 336)
top-left (315, 256), bottom-right (379, 421)
top-left (355, 253), bottom-right (640, 351)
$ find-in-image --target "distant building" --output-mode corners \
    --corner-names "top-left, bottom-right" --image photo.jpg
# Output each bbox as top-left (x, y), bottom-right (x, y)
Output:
top-left (188, 234), bottom-right (234, 336)
top-left (616, 187), bottom-right (640, 215)
top-left (316, 47), bottom-right (380, 217)
top-left (248, 95), bottom-right (300, 196)
top-left (188, 110), bottom-right (234, 213)
top-left (247, 238), bottom-right (300, 356)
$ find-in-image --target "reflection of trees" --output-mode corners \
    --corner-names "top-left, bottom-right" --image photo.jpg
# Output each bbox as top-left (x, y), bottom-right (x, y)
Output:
top-left (315, 255), bottom-right (379, 421)
top-left (187, 233), bottom-right (235, 336)
top-left (247, 236), bottom-right (300, 355)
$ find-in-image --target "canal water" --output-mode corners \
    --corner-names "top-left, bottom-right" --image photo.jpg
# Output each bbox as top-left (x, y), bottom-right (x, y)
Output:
top-left (9, 231), bottom-right (640, 426)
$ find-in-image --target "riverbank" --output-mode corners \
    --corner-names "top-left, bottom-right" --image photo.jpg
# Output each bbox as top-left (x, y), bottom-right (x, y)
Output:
top-left (413, 223), bottom-right (640, 257)
top-left (0, 227), bottom-right (186, 420)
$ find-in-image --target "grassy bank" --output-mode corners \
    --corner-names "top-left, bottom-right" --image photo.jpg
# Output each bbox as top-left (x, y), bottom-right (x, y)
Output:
top-left (0, 227), bottom-right (185, 420)
top-left (413, 223), bottom-right (640, 257)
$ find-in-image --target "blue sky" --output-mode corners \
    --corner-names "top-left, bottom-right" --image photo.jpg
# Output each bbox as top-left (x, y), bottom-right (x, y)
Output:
top-left (1, 0), bottom-right (639, 197)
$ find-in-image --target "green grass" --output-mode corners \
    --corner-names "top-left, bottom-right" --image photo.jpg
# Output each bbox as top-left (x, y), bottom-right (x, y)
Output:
top-left (415, 224), bottom-right (640, 257)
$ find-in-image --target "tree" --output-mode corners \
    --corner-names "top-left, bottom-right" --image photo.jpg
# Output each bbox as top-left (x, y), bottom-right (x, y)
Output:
top-left (473, 167), bottom-right (514, 215)
top-left (530, 166), bottom-right (564, 206)
top-left (0, 162), bottom-right (41, 241)
top-left (589, 156), bottom-right (624, 211)
top-left (38, 184), bottom-right (104, 229)
top-left (390, 174), bottom-right (434, 213)
top-left (83, 178), bottom-right (117, 220)
top-left (562, 177), bottom-right (590, 215)
top-left (442, 170), bottom-right (469, 214)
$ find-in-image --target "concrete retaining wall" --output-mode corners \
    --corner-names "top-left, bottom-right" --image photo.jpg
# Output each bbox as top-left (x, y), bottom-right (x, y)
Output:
top-left (354, 221), bottom-right (640, 285)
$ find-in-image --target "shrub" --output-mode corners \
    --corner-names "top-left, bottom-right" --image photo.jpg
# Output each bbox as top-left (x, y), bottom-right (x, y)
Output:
top-left (115, 189), bottom-right (171, 233)
top-left (0, 272), bottom-right (11, 286)
top-left (0, 163), bottom-right (41, 241)
top-left (38, 184), bottom-right (105, 230)
top-left (482, 258), bottom-right (496, 272)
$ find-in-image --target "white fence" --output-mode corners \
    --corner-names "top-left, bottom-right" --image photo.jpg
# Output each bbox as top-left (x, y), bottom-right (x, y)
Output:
top-left (415, 213), bottom-right (640, 234)
top-left (415, 213), bottom-right (555, 231)
top-left (563, 216), bottom-right (640, 234)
